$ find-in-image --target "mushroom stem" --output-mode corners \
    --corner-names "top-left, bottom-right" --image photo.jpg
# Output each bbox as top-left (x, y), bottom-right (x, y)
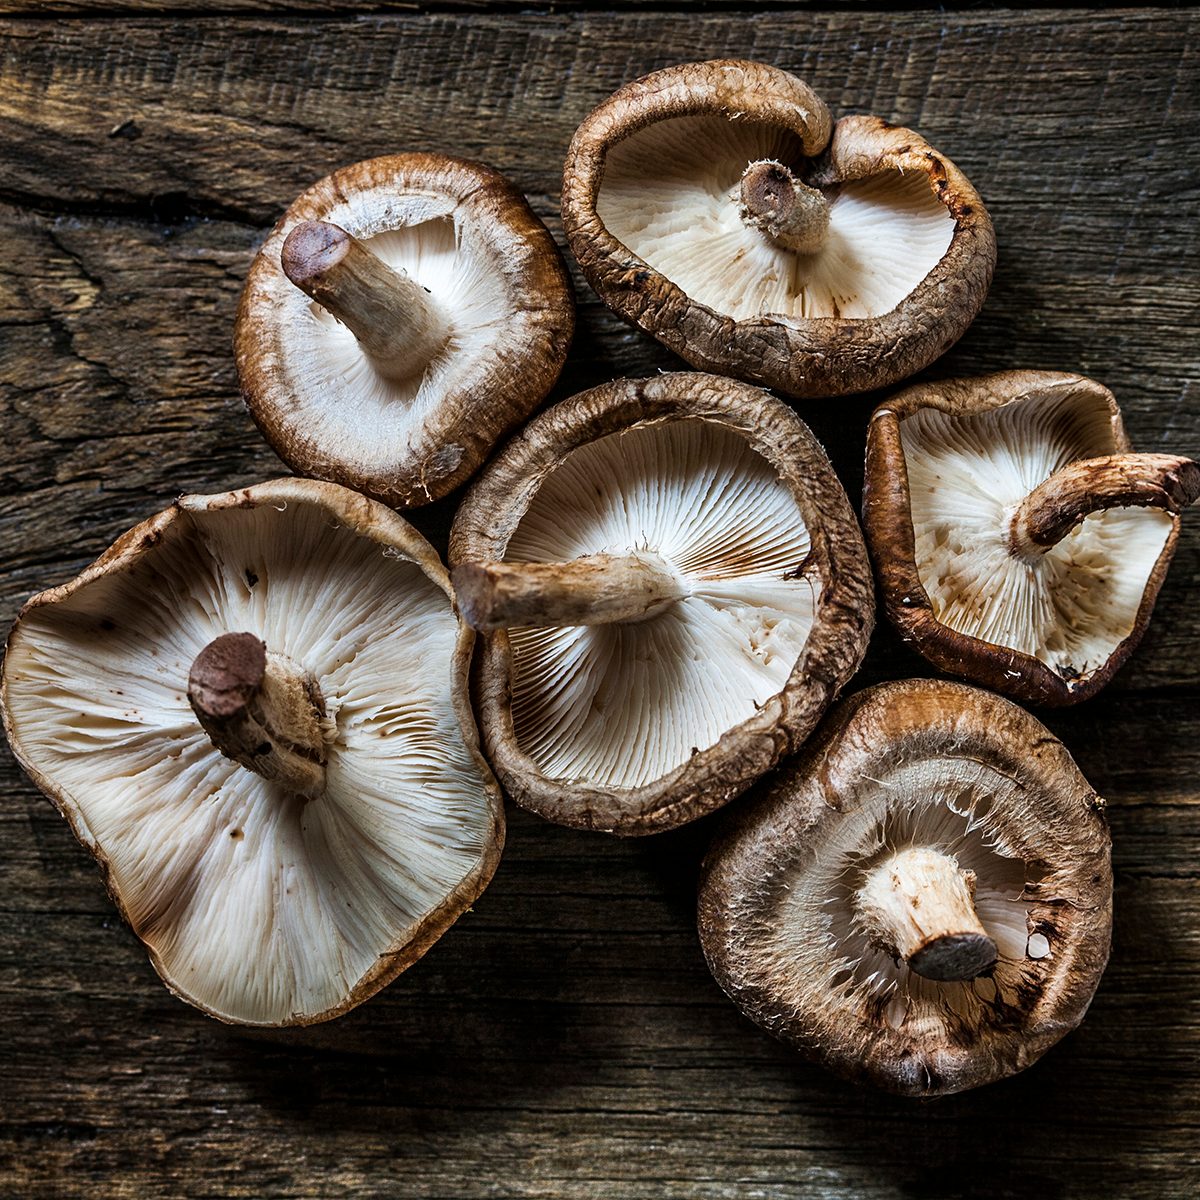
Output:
top-left (280, 220), bottom-right (447, 381)
top-left (452, 553), bottom-right (687, 631)
top-left (854, 846), bottom-right (997, 982)
top-left (188, 632), bottom-right (329, 798)
top-left (1008, 453), bottom-right (1200, 560)
top-left (738, 159), bottom-right (830, 255)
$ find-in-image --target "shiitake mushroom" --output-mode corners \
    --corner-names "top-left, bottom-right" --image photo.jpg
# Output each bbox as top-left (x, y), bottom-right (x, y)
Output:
top-left (562, 59), bottom-right (995, 399)
top-left (2, 479), bottom-right (503, 1025)
top-left (450, 371), bottom-right (874, 835)
top-left (236, 154), bottom-right (574, 509)
top-left (699, 679), bottom-right (1113, 1096)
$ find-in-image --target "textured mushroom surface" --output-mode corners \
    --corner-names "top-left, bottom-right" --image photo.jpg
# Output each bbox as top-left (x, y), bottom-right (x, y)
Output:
top-left (563, 60), bottom-right (995, 398)
top-left (699, 679), bottom-right (1112, 1097)
top-left (1, 479), bottom-right (503, 1025)
top-left (864, 371), bottom-right (1195, 705)
top-left (451, 372), bottom-right (874, 834)
top-left (236, 154), bottom-right (574, 509)
top-left (598, 121), bottom-right (952, 321)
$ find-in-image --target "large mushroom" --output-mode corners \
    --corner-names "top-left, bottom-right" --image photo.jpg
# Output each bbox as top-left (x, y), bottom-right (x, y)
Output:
top-left (562, 59), bottom-right (995, 399)
top-left (863, 370), bottom-right (1200, 705)
top-left (450, 372), bottom-right (874, 835)
top-left (1, 479), bottom-right (503, 1025)
top-left (699, 678), bottom-right (1113, 1097)
top-left (236, 154), bottom-right (574, 508)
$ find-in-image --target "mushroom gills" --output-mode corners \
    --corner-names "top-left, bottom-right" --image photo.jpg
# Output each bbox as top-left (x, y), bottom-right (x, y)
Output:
top-left (495, 419), bottom-right (822, 790)
top-left (901, 390), bottom-right (1177, 680)
top-left (3, 490), bottom-right (499, 1024)
top-left (596, 114), bottom-right (953, 320)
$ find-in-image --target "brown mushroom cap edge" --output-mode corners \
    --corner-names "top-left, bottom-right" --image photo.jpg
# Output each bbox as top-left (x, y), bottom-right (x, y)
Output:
top-left (699, 678), bottom-right (1113, 1096)
top-left (450, 371), bottom-right (875, 835)
top-left (563, 59), bottom-right (996, 399)
top-left (1, 478), bottom-right (505, 1025)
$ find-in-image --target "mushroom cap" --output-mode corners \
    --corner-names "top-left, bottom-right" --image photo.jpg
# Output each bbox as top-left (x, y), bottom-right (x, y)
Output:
top-left (562, 60), bottom-right (995, 399)
top-left (1, 478), bottom-right (503, 1025)
top-left (699, 678), bottom-right (1112, 1097)
top-left (863, 370), bottom-right (1180, 705)
top-left (450, 372), bottom-right (874, 835)
top-left (236, 154), bottom-right (574, 508)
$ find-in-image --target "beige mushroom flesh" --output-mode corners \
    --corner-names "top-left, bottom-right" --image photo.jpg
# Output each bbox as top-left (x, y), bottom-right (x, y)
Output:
top-left (236, 154), bottom-right (575, 509)
top-left (450, 372), bottom-right (874, 836)
top-left (563, 59), bottom-right (996, 399)
top-left (699, 679), bottom-right (1113, 1097)
top-left (1, 479), bottom-right (503, 1026)
top-left (864, 371), bottom-right (1200, 705)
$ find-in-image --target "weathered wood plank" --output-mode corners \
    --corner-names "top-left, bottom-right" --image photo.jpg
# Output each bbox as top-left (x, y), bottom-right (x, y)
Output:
top-left (1, 1), bottom-right (886, 15)
top-left (1, 9), bottom-right (1198, 1200)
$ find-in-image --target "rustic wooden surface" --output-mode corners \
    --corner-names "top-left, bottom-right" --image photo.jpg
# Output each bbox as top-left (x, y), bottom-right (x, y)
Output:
top-left (1, 7), bottom-right (1198, 1199)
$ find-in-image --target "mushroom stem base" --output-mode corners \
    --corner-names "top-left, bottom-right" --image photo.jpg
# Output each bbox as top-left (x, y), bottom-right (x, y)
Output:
top-left (188, 632), bottom-right (329, 797)
top-left (738, 160), bottom-right (830, 255)
top-left (281, 220), bottom-right (448, 382)
top-left (452, 552), bottom-right (687, 631)
top-left (854, 846), bottom-right (997, 982)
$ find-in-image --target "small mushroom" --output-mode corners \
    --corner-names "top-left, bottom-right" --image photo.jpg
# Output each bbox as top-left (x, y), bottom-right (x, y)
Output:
top-left (236, 154), bottom-right (574, 508)
top-left (699, 678), bottom-right (1112, 1096)
top-left (863, 370), bottom-right (1200, 705)
top-left (450, 372), bottom-right (874, 835)
top-left (562, 60), bottom-right (995, 399)
top-left (1, 479), bottom-right (503, 1025)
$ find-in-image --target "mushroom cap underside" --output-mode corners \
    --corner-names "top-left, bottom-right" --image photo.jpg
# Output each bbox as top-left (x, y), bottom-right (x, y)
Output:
top-left (864, 371), bottom-right (1178, 705)
top-left (563, 60), bottom-right (995, 397)
top-left (699, 678), bottom-right (1112, 1096)
top-left (2, 478), bottom-right (503, 1025)
top-left (236, 154), bottom-right (574, 508)
top-left (451, 372), bottom-right (874, 834)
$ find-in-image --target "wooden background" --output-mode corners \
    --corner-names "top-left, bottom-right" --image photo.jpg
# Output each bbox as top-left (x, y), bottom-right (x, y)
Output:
top-left (1, 5), bottom-right (1197, 1197)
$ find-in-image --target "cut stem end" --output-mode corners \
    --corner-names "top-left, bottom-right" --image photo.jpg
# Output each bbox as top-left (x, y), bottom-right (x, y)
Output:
top-left (188, 632), bottom-right (329, 797)
top-left (908, 932), bottom-right (999, 983)
top-left (855, 846), bottom-right (997, 983)
top-left (738, 159), bottom-right (830, 255)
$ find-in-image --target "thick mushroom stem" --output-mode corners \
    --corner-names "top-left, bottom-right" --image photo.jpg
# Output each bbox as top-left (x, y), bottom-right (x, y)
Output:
top-left (187, 632), bottom-right (329, 798)
top-left (854, 846), bottom-right (998, 982)
top-left (280, 220), bottom-right (448, 381)
top-left (738, 159), bottom-right (830, 255)
top-left (452, 553), bottom-right (687, 631)
top-left (1008, 453), bottom-right (1200, 561)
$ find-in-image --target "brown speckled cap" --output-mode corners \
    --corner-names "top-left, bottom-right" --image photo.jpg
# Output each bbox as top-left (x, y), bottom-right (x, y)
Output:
top-left (863, 370), bottom-right (1199, 705)
top-left (236, 154), bottom-right (574, 508)
top-left (450, 371), bottom-right (874, 835)
top-left (562, 60), bottom-right (995, 399)
top-left (699, 678), bottom-right (1112, 1096)
top-left (1, 478), bottom-right (503, 1025)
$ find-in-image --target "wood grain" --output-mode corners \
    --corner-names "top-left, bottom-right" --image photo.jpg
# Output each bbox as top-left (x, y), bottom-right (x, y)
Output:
top-left (1, 9), bottom-right (1198, 1199)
